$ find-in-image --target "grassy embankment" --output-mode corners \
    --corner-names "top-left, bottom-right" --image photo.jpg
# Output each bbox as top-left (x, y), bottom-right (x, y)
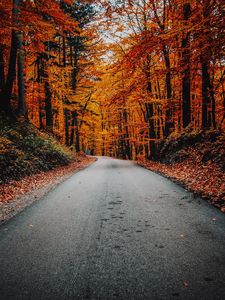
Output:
top-left (0, 114), bottom-right (74, 184)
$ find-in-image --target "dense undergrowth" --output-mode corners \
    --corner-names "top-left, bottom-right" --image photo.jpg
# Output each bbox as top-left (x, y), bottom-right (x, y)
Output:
top-left (0, 114), bottom-right (73, 184)
top-left (156, 128), bottom-right (225, 170)
top-left (138, 128), bottom-right (225, 211)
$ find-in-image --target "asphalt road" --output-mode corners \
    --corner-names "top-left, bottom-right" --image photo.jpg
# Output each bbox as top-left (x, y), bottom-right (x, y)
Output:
top-left (0, 157), bottom-right (225, 300)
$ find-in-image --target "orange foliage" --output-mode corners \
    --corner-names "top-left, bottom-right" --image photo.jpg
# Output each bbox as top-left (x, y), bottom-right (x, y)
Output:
top-left (0, 0), bottom-right (224, 159)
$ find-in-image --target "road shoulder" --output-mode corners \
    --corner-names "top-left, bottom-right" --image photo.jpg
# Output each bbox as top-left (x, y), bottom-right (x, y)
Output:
top-left (0, 156), bottom-right (96, 224)
top-left (137, 159), bottom-right (225, 213)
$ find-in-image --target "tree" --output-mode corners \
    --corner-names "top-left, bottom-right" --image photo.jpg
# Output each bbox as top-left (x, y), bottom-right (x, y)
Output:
top-left (182, 2), bottom-right (191, 128)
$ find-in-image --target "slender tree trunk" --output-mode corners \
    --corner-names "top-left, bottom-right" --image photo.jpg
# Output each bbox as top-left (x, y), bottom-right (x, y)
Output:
top-left (69, 36), bottom-right (73, 66)
top-left (0, 44), bottom-right (5, 94)
top-left (40, 52), bottom-right (53, 131)
top-left (101, 113), bottom-right (105, 156)
top-left (58, 36), bottom-right (62, 65)
top-left (70, 111), bottom-right (76, 146)
top-left (201, 0), bottom-right (214, 129)
top-left (219, 74), bottom-right (225, 130)
top-left (201, 59), bottom-right (211, 128)
top-left (118, 112), bottom-right (124, 158)
top-left (64, 108), bottom-right (69, 146)
top-left (145, 102), bottom-right (156, 158)
top-left (210, 84), bottom-right (216, 129)
top-left (39, 100), bottom-right (44, 130)
top-left (44, 77), bottom-right (53, 132)
top-left (145, 54), bottom-right (156, 158)
top-left (62, 34), bottom-right (66, 67)
top-left (72, 38), bottom-right (79, 91)
top-left (17, 31), bottom-right (26, 116)
top-left (163, 45), bottom-right (173, 136)
top-left (123, 109), bottom-right (131, 159)
top-left (182, 3), bottom-right (191, 128)
top-left (74, 111), bottom-right (80, 152)
top-left (36, 57), bottom-right (44, 129)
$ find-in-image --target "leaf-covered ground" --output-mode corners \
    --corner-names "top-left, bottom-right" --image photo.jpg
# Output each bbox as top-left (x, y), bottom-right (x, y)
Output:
top-left (0, 113), bottom-right (97, 223)
top-left (0, 155), bottom-right (96, 223)
top-left (138, 132), bottom-right (225, 212)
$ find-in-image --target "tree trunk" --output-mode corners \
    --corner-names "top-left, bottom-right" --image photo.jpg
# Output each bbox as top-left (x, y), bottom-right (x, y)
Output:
top-left (62, 34), bottom-right (66, 67)
top-left (64, 108), bottom-right (69, 146)
top-left (17, 31), bottom-right (26, 116)
top-left (182, 2), bottom-right (191, 128)
top-left (44, 77), bottom-right (53, 132)
top-left (123, 109), bottom-right (131, 159)
top-left (145, 54), bottom-right (156, 158)
top-left (210, 84), bottom-right (216, 129)
top-left (145, 102), bottom-right (156, 158)
top-left (0, 44), bottom-right (5, 94)
top-left (201, 59), bottom-right (211, 129)
top-left (201, 0), bottom-right (213, 129)
top-left (69, 36), bottom-right (73, 66)
top-left (70, 111), bottom-right (76, 146)
top-left (72, 39), bottom-right (79, 91)
top-left (118, 112), bottom-right (124, 158)
top-left (36, 57), bottom-right (44, 129)
top-left (74, 111), bottom-right (80, 152)
top-left (163, 45), bottom-right (173, 136)
top-left (0, 0), bottom-right (26, 115)
top-left (1, 30), bottom-right (18, 112)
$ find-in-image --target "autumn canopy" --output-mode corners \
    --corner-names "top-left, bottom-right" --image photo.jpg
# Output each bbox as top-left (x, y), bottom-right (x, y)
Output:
top-left (0, 0), bottom-right (224, 159)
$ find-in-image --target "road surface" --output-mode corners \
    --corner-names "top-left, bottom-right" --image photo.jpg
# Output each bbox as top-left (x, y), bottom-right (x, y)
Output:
top-left (0, 157), bottom-right (225, 300)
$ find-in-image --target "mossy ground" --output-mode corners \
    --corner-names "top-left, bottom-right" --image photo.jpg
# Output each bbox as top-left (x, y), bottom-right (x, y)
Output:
top-left (156, 128), bottom-right (225, 170)
top-left (0, 114), bottom-right (73, 184)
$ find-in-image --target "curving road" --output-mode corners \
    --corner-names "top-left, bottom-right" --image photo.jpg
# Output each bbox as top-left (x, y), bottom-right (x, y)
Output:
top-left (0, 157), bottom-right (225, 300)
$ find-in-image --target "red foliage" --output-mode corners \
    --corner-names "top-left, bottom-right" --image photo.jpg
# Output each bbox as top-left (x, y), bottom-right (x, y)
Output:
top-left (138, 157), bottom-right (225, 212)
top-left (0, 156), bottom-right (95, 204)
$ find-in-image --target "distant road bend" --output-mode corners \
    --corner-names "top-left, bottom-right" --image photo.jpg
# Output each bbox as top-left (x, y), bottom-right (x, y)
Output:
top-left (0, 157), bottom-right (225, 300)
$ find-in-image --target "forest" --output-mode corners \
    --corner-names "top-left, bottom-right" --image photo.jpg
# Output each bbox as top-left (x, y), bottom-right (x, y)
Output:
top-left (0, 0), bottom-right (225, 207)
top-left (1, 2), bottom-right (225, 299)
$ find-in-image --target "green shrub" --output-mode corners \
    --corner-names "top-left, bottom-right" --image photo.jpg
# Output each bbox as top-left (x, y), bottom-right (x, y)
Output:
top-left (0, 114), bottom-right (73, 183)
